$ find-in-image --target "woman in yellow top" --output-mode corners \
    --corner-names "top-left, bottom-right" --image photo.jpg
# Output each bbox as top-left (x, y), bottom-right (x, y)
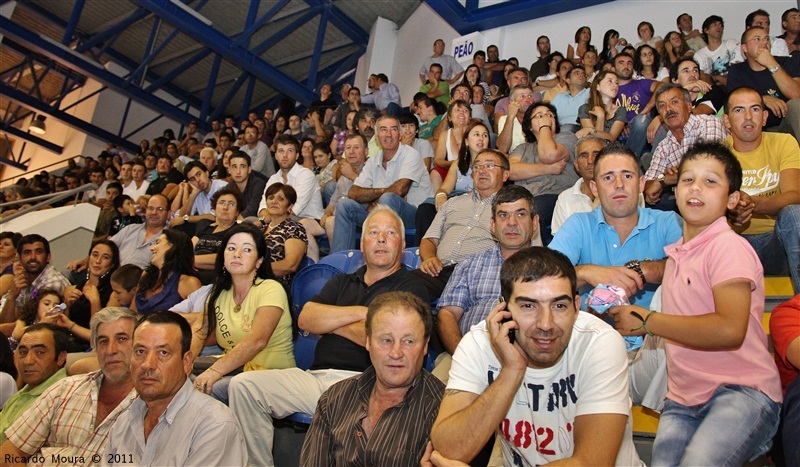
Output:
top-left (192, 222), bottom-right (295, 403)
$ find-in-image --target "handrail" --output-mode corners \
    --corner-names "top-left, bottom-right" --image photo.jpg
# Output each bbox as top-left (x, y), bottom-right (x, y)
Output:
top-left (0, 155), bottom-right (87, 185)
top-left (0, 183), bottom-right (97, 224)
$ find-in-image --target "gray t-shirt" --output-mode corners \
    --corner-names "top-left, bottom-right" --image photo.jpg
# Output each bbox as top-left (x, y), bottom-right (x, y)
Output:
top-left (511, 132), bottom-right (579, 196)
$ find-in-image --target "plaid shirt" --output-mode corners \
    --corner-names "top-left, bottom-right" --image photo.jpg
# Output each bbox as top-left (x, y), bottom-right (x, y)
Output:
top-left (425, 190), bottom-right (497, 266)
top-left (6, 371), bottom-right (137, 466)
top-left (439, 244), bottom-right (505, 335)
top-left (14, 264), bottom-right (70, 308)
top-left (644, 114), bottom-right (727, 181)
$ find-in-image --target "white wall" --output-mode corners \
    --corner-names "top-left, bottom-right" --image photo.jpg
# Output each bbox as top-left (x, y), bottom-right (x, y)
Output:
top-left (360, 0), bottom-right (796, 108)
top-left (391, 3), bottom-right (461, 106)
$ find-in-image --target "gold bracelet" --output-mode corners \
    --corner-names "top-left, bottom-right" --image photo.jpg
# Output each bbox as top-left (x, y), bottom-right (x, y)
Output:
top-left (207, 366), bottom-right (223, 377)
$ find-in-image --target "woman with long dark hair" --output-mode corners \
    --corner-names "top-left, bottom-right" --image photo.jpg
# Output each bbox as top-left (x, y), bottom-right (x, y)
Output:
top-left (63, 240), bottom-right (120, 332)
top-left (191, 223), bottom-right (294, 402)
top-left (133, 229), bottom-right (200, 314)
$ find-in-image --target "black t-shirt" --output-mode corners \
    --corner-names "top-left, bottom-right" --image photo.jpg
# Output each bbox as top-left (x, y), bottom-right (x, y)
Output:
top-left (309, 267), bottom-right (429, 371)
top-left (146, 168), bottom-right (185, 195)
top-left (727, 55), bottom-right (800, 127)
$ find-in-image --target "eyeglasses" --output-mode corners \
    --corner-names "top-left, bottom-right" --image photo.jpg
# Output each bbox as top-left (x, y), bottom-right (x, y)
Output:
top-left (216, 200), bottom-right (237, 207)
top-left (471, 162), bottom-right (505, 171)
top-left (746, 35), bottom-right (771, 44)
top-left (146, 206), bottom-right (166, 212)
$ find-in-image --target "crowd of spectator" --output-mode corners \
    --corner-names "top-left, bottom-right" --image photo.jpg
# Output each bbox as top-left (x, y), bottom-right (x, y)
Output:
top-left (0, 7), bottom-right (798, 466)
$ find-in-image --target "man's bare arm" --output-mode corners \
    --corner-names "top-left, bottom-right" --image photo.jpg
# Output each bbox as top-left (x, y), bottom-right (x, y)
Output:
top-left (298, 302), bottom-right (368, 335)
top-left (437, 307), bottom-right (465, 355)
top-left (384, 178), bottom-right (413, 198)
top-left (753, 168), bottom-right (800, 215)
top-left (348, 185), bottom-right (385, 204)
top-left (431, 369), bottom-right (523, 462)
top-left (548, 413), bottom-right (627, 466)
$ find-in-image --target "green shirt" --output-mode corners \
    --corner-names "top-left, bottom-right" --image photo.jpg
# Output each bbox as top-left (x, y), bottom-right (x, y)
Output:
top-left (419, 114), bottom-right (444, 141)
top-left (420, 81), bottom-right (451, 106)
top-left (0, 367), bottom-right (67, 443)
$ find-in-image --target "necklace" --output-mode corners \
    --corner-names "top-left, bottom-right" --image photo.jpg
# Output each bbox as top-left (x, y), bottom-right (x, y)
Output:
top-left (232, 281), bottom-right (254, 313)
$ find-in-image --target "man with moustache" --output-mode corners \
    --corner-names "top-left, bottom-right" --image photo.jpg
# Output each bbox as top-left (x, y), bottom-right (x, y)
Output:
top-left (552, 136), bottom-right (607, 234)
top-left (300, 292), bottom-right (444, 465)
top-left (434, 186), bottom-right (539, 382)
top-left (355, 107), bottom-right (380, 158)
top-left (643, 84), bottom-right (726, 209)
top-left (1, 308), bottom-right (139, 466)
top-left (0, 235), bottom-right (69, 325)
top-left (240, 124), bottom-right (274, 177)
top-left (103, 311), bottom-right (246, 465)
top-left (0, 325), bottom-right (68, 443)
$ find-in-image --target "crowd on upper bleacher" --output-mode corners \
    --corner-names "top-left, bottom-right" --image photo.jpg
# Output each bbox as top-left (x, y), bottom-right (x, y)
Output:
top-left (0, 7), bottom-right (799, 466)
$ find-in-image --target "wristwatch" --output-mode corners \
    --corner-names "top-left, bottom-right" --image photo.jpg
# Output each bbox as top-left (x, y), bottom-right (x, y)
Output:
top-left (625, 260), bottom-right (646, 284)
top-left (769, 64), bottom-right (780, 74)
top-left (657, 173), bottom-right (667, 187)
top-left (183, 214), bottom-right (189, 222)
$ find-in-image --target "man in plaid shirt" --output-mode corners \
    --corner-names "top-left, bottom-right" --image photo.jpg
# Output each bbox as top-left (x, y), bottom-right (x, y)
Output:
top-left (0, 307), bottom-right (138, 466)
top-left (643, 84), bottom-right (726, 210)
top-left (433, 186), bottom-right (539, 382)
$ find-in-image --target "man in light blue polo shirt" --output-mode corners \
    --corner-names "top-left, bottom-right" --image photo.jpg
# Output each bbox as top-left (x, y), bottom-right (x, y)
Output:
top-left (549, 141), bottom-right (681, 310)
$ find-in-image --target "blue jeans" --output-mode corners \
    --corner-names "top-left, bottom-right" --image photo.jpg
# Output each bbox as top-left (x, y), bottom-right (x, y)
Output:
top-left (651, 385), bottom-right (781, 466)
top-left (742, 204), bottom-right (800, 294)
top-left (331, 193), bottom-right (417, 252)
top-left (625, 113), bottom-right (653, 158)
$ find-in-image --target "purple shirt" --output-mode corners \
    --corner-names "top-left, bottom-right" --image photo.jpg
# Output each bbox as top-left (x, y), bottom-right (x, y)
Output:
top-left (616, 79), bottom-right (654, 121)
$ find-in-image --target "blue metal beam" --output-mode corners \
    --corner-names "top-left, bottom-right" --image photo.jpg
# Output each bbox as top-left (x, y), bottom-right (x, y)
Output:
top-left (210, 73), bottom-right (248, 121)
top-left (62, 0), bottom-right (85, 45)
top-left (241, 76), bottom-right (256, 119)
top-left (18, 2), bottom-right (205, 113)
top-left (250, 7), bottom-right (320, 56)
top-left (315, 46), bottom-right (366, 88)
top-left (306, 6), bottom-right (328, 88)
top-left (0, 82), bottom-right (139, 153)
top-left (133, 0), bottom-right (316, 106)
top-left (0, 16), bottom-right (199, 131)
top-left (304, 0), bottom-right (368, 45)
top-left (0, 125), bottom-right (63, 155)
top-left (76, 8), bottom-right (150, 53)
top-left (424, 0), bottom-right (615, 35)
top-left (231, 0), bottom-right (290, 49)
top-left (200, 55), bottom-right (223, 121)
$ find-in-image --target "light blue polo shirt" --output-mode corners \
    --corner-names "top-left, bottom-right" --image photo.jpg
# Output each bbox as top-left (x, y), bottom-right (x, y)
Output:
top-left (549, 206), bottom-right (682, 309)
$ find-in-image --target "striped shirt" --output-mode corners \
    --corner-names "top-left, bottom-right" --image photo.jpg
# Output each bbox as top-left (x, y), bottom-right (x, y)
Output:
top-left (425, 190), bottom-right (497, 266)
top-left (6, 371), bottom-right (137, 466)
top-left (301, 366), bottom-right (445, 466)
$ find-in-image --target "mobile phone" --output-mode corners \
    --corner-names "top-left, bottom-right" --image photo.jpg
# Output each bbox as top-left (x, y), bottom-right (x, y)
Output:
top-left (498, 297), bottom-right (516, 344)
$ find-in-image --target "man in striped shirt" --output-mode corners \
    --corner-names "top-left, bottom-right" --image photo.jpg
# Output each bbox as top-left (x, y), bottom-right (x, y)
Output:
top-left (0, 308), bottom-right (138, 466)
top-left (301, 291), bottom-right (444, 465)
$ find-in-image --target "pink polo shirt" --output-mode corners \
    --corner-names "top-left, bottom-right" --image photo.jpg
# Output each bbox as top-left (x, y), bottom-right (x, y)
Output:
top-left (662, 217), bottom-right (782, 406)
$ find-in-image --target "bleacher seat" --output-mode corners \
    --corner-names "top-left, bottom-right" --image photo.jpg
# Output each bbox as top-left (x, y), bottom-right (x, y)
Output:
top-left (402, 247), bottom-right (421, 270)
top-left (287, 263), bottom-right (343, 426)
top-left (318, 249), bottom-right (365, 273)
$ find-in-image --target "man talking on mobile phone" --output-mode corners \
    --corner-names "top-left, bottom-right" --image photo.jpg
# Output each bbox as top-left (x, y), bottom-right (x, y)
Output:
top-left (429, 247), bottom-right (642, 466)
